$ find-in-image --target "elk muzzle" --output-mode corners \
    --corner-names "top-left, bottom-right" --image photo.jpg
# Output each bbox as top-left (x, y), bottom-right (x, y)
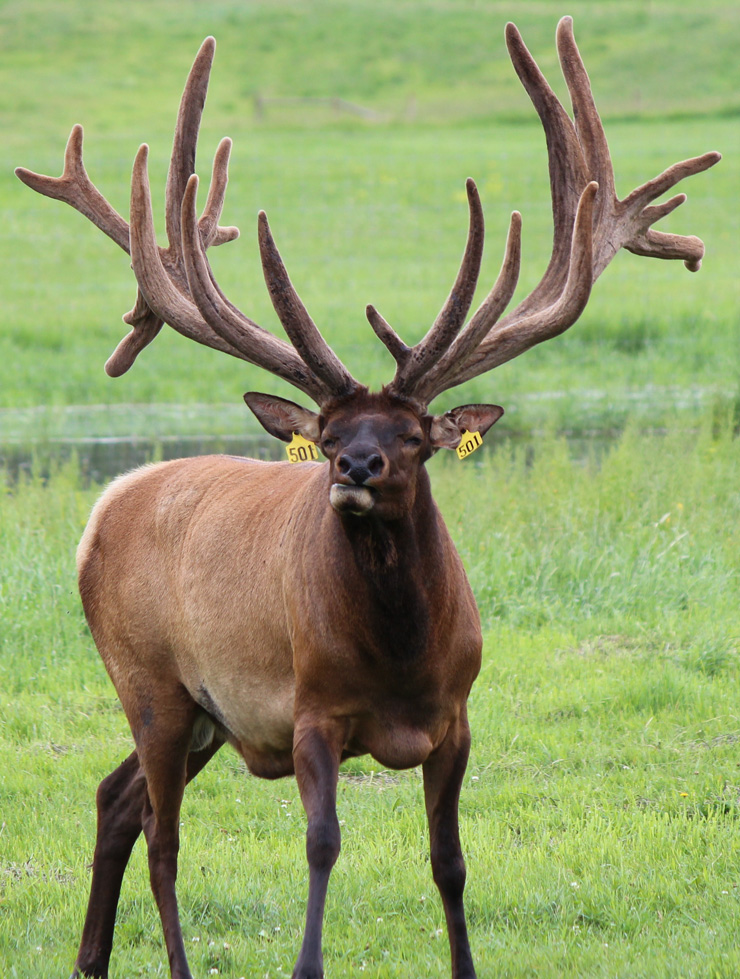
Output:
top-left (330, 445), bottom-right (387, 515)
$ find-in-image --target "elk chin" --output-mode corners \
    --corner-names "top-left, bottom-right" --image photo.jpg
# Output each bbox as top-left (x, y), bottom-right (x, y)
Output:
top-left (329, 483), bottom-right (375, 516)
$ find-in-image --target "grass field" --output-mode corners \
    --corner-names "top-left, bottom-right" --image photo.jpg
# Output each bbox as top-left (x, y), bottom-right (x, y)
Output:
top-left (2, 2), bottom-right (740, 977)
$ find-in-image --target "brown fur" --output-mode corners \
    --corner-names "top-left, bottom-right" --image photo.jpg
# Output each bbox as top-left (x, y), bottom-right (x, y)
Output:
top-left (78, 450), bottom-right (480, 775)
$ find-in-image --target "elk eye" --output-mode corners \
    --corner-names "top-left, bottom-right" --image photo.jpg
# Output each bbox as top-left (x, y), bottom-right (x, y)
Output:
top-left (404, 435), bottom-right (422, 447)
top-left (322, 437), bottom-right (337, 452)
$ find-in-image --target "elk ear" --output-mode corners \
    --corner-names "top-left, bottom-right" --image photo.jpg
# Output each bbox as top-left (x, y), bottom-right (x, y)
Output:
top-left (429, 403), bottom-right (504, 450)
top-left (244, 392), bottom-right (321, 443)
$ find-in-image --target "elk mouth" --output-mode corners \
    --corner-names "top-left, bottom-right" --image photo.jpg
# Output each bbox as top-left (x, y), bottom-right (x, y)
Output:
top-left (329, 483), bottom-right (375, 515)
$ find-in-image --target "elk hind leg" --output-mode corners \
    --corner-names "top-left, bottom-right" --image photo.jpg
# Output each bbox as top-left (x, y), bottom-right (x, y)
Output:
top-left (71, 751), bottom-right (146, 978)
top-left (136, 689), bottom-right (207, 979)
top-left (72, 700), bottom-right (222, 978)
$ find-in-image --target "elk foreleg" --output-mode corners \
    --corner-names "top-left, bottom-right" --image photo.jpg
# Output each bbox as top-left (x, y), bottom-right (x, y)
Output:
top-left (422, 717), bottom-right (477, 979)
top-left (71, 739), bottom-right (223, 979)
top-left (138, 718), bottom-right (202, 979)
top-left (291, 722), bottom-right (344, 979)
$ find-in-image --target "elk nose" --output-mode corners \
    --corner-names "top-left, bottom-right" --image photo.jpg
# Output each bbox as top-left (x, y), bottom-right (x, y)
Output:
top-left (337, 451), bottom-right (384, 485)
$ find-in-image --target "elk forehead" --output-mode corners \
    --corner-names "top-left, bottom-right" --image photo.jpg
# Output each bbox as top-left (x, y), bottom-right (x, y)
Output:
top-left (321, 392), bottom-right (426, 445)
top-left (323, 408), bottom-right (424, 448)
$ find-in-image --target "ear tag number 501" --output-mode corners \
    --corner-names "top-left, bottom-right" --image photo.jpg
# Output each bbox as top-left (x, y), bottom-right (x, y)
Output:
top-left (456, 430), bottom-right (483, 460)
top-left (286, 432), bottom-right (319, 463)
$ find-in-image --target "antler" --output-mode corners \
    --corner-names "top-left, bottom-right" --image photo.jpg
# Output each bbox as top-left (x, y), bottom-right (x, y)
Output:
top-left (16, 37), bottom-right (357, 403)
top-left (17, 20), bottom-right (720, 411)
top-left (378, 16), bottom-right (721, 405)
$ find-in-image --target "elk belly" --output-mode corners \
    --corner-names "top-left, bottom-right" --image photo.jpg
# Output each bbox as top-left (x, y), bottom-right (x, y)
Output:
top-left (190, 673), bottom-right (296, 777)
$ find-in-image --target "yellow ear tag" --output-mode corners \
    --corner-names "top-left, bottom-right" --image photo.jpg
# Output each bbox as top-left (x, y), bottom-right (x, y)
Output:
top-left (456, 429), bottom-right (483, 460)
top-left (286, 432), bottom-right (319, 463)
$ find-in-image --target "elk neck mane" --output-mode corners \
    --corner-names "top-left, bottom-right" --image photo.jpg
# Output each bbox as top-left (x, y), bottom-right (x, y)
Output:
top-left (330, 464), bottom-right (442, 664)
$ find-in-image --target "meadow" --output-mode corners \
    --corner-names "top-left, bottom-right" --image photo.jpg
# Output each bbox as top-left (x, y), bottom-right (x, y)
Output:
top-left (1, 1), bottom-right (739, 976)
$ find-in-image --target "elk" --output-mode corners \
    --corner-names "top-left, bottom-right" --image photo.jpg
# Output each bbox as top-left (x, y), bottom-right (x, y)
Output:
top-left (16, 16), bottom-right (719, 979)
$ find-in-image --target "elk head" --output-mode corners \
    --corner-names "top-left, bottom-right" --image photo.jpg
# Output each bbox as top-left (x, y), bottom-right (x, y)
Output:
top-left (245, 388), bottom-right (504, 518)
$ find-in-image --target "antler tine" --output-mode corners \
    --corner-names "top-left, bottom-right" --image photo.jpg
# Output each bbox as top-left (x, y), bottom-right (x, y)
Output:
top-left (106, 294), bottom-right (164, 378)
top-left (128, 150), bottom-right (332, 400)
top-left (15, 124), bottom-right (130, 252)
top-left (622, 153), bottom-right (722, 217)
top-left (129, 145), bottom-right (245, 357)
top-left (16, 37), bottom-right (246, 377)
top-left (365, 304), bottom-right (411, 368)
top-left (257, 211), bottom-right (359, 397)
top-left (199, 137), bottom-right (240, 247)
top-left (556, 16), bottom-right (720, 275)
top-left (619, 152), bottom-right (721, 272)
top-left (414, 209), bottom-right (522, 403)
top-left (504, 21), bottom-right (587, 312)
top-left (385, 178), bottom-right (485, 397)
top-left (106, 135), bottom-right (240, 377)
top-left (451, 181), bottom-right (598, 385)
top-left (556, 16), bottom-right (616, 213)
top-left (181, 176), bottom-right (330, 401)
top-left (165, 36), bottom-right (235, 255)
top-left (15, 125), bottom-right (166, 376)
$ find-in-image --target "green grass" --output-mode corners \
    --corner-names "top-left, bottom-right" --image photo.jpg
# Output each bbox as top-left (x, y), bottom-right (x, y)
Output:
top-left (2, 421), bottom-right (740, 977)
top-left (2, 0), bottom-right (739, 125)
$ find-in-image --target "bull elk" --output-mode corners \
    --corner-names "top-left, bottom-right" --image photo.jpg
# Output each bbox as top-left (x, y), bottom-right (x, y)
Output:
top-left (17, 16), bottom-right (719, 979)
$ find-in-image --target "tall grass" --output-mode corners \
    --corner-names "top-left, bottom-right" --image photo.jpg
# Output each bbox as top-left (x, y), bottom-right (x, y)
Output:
top-left (441, 416), bottom-right (740, 636)
top-left (2, 421), bottom-right (739, 977)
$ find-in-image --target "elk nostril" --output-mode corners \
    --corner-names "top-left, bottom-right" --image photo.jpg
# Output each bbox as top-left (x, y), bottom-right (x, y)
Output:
top-left (337, 451), bottom-right (382, 485)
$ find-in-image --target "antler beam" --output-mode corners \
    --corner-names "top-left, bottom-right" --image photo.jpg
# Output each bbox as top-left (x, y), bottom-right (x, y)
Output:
top-left (15, 37), bottom-right (241, 377)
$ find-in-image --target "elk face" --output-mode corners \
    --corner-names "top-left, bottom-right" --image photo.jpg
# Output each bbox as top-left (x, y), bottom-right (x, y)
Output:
top-left (320, 393), bottom-right (428, 519)
top-left (245, 390), bottom-right (504, 520)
